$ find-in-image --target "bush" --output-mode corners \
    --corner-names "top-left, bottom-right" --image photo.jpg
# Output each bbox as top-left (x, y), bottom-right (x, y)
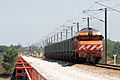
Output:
top-left (1, 47), bottom-right (18, 75)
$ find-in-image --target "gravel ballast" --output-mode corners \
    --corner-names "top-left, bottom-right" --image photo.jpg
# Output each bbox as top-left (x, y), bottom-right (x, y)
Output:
top-left (22, 56), bottom-right (120, 80)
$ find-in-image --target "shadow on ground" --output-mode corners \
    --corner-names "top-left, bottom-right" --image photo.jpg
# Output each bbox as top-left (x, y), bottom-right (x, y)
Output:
top-left (43, 58), bottom-right (75, 67)
top-left (57, 61), bottom-right (75, 67)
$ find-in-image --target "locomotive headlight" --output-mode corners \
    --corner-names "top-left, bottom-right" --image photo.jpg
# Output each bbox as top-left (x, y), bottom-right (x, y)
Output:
top-left (96, 47), bottom-right (99, 51)
top-left (83, 47), bottom-right (86, 50)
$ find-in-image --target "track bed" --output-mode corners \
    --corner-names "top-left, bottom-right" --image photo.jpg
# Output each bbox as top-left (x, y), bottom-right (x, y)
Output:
top-left (22, 56), bottom-right (120, 80)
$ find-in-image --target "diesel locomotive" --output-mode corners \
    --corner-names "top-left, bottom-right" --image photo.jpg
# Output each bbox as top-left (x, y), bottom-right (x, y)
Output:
top-left (44, 28), bottom-right (103, 64)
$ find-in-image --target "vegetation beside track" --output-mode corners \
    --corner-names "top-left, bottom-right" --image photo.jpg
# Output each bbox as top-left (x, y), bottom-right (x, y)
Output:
top-left (101, 39), bottom-right (120, 64)
top-left (0, 45), bottom-right (20, 80)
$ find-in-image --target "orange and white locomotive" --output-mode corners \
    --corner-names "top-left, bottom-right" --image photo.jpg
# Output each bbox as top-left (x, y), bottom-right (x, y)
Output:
top-left (73, 28), bottom-right (103, 63)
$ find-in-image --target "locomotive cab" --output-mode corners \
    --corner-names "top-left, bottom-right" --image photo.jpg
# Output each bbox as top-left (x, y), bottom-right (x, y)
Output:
top-left (75, 28), bottom-right (104, 63)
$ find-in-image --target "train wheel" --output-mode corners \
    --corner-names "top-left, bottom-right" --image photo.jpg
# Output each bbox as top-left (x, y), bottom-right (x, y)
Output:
top-left (90, 54), bottom-right (96, 63)
top-left (86, 54), bottom-right (90, 63)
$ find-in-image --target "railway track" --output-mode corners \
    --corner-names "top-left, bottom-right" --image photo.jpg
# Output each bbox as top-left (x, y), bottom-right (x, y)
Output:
top-left (94, 63), bottom-right (120, 70)
top-left (53, 60), bottom-right (120, 71)
top-left (49, 60), bottom-right (120, 71)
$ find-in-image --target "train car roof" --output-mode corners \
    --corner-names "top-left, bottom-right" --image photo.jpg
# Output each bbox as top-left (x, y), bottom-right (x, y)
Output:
top-left (80, 28), bottom-right (99, 32)
top-left (74, 28), bottom-right (102, 37)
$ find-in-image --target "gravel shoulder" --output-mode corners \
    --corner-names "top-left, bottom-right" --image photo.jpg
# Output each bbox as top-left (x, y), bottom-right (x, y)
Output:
top-left (22, 56), bottom-right (120, 80)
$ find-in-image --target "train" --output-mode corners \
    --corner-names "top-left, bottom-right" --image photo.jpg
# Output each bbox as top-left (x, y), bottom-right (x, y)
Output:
top-left (44, 28), bottom-right (103, 64)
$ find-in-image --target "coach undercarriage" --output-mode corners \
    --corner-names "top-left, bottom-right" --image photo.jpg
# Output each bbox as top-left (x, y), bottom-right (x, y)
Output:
top-left (44, 52), bottom-right (100, 64)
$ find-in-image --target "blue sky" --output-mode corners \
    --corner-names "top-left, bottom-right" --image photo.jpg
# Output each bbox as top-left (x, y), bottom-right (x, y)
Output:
top-left (0, 0), bottom-right (120, 46)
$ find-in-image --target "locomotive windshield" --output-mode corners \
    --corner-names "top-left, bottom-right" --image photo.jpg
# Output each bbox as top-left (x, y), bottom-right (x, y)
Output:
top-left (78, 35), bottom-right (103, 41)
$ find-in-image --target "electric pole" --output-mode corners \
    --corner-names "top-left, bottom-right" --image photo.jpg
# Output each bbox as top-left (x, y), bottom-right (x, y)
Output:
top-left (87, 17), bottom-right (90, 28)
top-left (77, 22), bottom-right (79, 32)
top-left (66, 29), bottom-right (67, 40)
top-left (54, 35), bottom-right (55, 43)
top-left (71, 26), bottom-right (73, 37)
top-left (61, 32), bottom-right (62, 41)
top-left (105, 8), bottom-right (108, 64)
top-left (57, 34), bottom-right (58, 42)
top-left (51, 37), bottom-right (52, 43)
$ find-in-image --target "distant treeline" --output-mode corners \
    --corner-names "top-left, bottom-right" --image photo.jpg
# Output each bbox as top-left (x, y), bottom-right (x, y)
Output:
top-left (103, 39), bottom-right (120, 59)
top-left (0, 45), bottom-right (20, 76)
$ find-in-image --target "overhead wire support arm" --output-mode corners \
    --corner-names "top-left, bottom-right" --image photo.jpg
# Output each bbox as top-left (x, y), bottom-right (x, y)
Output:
top-left (95, 1), bottom-right (120, 13)
top-left (83, 10), bottom-right (105, 23)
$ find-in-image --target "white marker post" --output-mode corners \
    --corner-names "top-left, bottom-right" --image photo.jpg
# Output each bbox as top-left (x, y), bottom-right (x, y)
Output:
top-left (113, 54), bottom-right (117, 65)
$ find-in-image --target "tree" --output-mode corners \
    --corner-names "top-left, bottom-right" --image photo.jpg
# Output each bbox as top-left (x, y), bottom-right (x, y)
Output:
top-left (1, 47), bottom-right (18, 75)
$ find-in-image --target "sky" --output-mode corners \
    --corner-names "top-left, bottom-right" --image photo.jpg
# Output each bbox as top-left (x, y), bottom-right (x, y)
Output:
top-left (0, 0), bottom-right (120, 46)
